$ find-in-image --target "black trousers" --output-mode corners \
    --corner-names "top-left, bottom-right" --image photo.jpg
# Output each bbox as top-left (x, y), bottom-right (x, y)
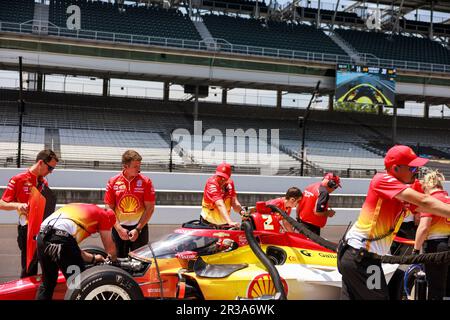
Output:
top-left (35, 231), bottom-right (85, 300)
top-left (296, 219), bottom-right (321, 236)
top-left (112, 224), bottom-right (149, 258)
top-left (337, 244), bottom-right (389, 300)
top-left (17, 225), bottom-right (38, 278)
top-left (423, 238), bottom-right (450, 300)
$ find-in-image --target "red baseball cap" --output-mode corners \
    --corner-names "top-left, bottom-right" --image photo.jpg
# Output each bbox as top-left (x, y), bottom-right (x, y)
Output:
top-left (215, 162), bottom-right (232, 180)
top-left (323, 172), bottom-right (342, 188)
top-left (384, 145), bottom-right (429, 168)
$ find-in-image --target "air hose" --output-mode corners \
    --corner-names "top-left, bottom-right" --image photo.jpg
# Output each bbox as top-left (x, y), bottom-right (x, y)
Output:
top-left (403, 264), bottom-right (423, 297)
top-left (266, 204), bottom-right (450, 265)
top-left (266, 204), bottom-right (338, 252)
top-left (242, 220), bottom-right (287, 300)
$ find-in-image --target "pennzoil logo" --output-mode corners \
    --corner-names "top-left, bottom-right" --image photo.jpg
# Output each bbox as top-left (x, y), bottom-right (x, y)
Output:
top-left (212, 232), bottom-right (230, 238)
top-left (118, 195), bottom-right (140, 214)
top-left (247, 273), bottom-right (288, 298)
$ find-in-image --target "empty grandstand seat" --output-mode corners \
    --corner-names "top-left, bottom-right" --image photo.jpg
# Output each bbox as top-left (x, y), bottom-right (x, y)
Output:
top-left (0, 0), bottom-right (35, 24)
top-left (49, 0), bottom-right (201, 41)
top-left (299, 7), bottom-right (364, 24)
top-left (335, 28), bottom-right (450, 65)
top-left (203, 14), bottom-right (347, 56)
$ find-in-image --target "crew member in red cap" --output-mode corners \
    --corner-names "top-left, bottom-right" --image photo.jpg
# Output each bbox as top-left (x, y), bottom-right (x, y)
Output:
top-left (200, 163), bottom-right (245, 228)
top-left (296, 173), bottom-right (341, 236)
top-left (338, 145), bottom-right (450, 300)
top-left (36, 203), bottom-right (117, 300)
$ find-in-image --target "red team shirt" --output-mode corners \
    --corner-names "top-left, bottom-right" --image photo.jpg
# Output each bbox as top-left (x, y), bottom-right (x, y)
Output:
top-left (104, 173), bottom-right (155, 226)
top-left (265, 197), bottom-right (292, 232)
top-left (41, 203), bottom-right (115, 243)
top-left (297, 182), bottom-right (330, 228)
top-left (1, 170), bottom-right (48, 225)
top-left (266, 197), bottom-right (292, 214)
top-left (201, 177), bottom-right (236, 225)
top-left (420, 190), bottom-right (450, 240)
top-left (345, 173), bottom-right (410, 255)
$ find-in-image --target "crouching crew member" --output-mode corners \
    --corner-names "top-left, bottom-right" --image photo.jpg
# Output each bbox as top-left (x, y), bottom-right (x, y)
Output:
top-left (338, 145), bottom-right (450, 300)
top-left (266, 187), bottom-right (303, 233)
top-left (296, 173), bottom-right (341, 236)
top-left (36, 203), bottom-right (117, 300)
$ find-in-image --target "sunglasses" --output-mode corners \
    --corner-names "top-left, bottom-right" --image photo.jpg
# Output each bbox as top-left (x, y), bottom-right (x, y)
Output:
top-left (398, 165), bottom-right (418, 173)
top-left (44, 161), bottom-right (55, 172)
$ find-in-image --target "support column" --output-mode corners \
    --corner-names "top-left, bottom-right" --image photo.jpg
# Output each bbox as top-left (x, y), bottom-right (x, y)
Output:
top-left (102, 78), bottom-right (110, 97)
top-left (392, 105), bottom-right (397, 145)
top-left (317, 0), bottom-right (321, 28)
top-left (163, 82), bottom-right (170, 102)
top-left (276, 90), bottom-right (282, 109)
top-left (37, 72), bottom-right (44, 92)
top-left (221, 87), bottom-right (228, 105)
top-left (430, 1), bottom-right (434, 39)
top-left (424, 101), bottom-right (430, 119)
top-left (328, 94), bottom-right (334, 111)
top-left (194, 85), bottom-right (199, 121)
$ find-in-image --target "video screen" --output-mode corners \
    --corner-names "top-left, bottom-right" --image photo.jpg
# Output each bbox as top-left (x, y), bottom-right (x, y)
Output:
top-left (335, 65), bottom-right (396, 107)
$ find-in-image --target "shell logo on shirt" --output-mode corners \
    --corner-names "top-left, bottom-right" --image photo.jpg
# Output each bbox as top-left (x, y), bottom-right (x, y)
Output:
top-left (118, 195), bottom-right (140, 214)
top-left (246, 273), bottom-right (288, 298)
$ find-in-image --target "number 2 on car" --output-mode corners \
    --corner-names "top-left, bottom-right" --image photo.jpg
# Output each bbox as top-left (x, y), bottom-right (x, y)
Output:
top-left (261, 214), bottom-right (274, 230)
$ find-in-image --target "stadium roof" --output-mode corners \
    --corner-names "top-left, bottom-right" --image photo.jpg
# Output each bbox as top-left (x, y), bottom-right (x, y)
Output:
top-left (359, 1), bottom-right (450, 14)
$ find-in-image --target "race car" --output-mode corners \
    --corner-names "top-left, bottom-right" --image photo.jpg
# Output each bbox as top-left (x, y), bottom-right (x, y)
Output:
top-left (0, 202), bottom-right (402, 300)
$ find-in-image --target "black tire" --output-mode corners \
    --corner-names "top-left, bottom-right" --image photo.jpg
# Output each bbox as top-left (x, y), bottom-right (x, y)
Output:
top-left (80, 245), bottom-right (108, 258)
top-left (64, 265), bottom-right (144, 300)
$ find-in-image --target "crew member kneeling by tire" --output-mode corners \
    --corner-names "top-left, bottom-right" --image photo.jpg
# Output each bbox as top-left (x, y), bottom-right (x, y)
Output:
top-left (36, 203), bottom-right (117, 300)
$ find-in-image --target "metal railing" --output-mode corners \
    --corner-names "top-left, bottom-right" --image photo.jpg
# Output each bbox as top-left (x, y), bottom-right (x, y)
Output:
top-left (1, 20), bottom-right (450, 74)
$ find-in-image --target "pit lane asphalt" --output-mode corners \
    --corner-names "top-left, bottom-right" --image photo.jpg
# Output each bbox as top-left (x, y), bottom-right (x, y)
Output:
top-left (0, 225), bottom-right (347, 283)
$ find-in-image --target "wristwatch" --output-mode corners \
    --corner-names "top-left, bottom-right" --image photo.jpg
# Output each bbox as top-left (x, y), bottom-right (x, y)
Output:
top-left (135, 227), bottom-right (142, 234)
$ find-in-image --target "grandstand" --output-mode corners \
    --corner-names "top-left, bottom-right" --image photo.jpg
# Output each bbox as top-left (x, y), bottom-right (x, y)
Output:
top-left (0, 88), bottom-right (448, 177)
top-left (1, 0), bottom-right (450, 285)
top-left (0, 0), bottom-right (449, 177)
top-left (202, 14), bottom-right (346, 55)
top-left (0, 0), bottom-right (34, 24)
top-left (335, 29), bottom-right (450, 65)
top-left (49, 0), bottom-right (201, 41)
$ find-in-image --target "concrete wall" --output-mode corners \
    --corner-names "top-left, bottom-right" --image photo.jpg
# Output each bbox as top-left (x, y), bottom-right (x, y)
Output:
top-left (0, 206), bottom-right (360, 226)
top-left (1, 168), bottom-right (449, 226)
top-left (0, 168), bottom-right (373, 193)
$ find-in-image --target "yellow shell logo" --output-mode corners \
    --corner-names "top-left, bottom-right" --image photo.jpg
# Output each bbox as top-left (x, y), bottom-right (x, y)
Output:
top-left (247, 273), bottom-right (288, 298)
top-left (119, 195), bottom-right (140, 214)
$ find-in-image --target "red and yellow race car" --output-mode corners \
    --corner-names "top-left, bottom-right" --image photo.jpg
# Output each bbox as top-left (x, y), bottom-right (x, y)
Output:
top-left (0, 202), bottom-right (402, 300)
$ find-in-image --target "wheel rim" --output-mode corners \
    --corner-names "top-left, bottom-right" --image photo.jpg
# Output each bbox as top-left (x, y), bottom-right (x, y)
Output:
top-left (84, 285), bottom-right (132, 300)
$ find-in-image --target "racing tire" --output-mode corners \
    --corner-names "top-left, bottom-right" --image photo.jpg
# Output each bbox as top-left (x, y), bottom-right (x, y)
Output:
top-left (64, 265), bottom-right (144, 300)
top-left (80, 245), bottom-right (108, 258)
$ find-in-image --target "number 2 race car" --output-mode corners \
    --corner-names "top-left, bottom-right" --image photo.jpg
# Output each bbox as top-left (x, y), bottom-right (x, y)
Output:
top-left (0, 202), bottom-right (402, 300)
